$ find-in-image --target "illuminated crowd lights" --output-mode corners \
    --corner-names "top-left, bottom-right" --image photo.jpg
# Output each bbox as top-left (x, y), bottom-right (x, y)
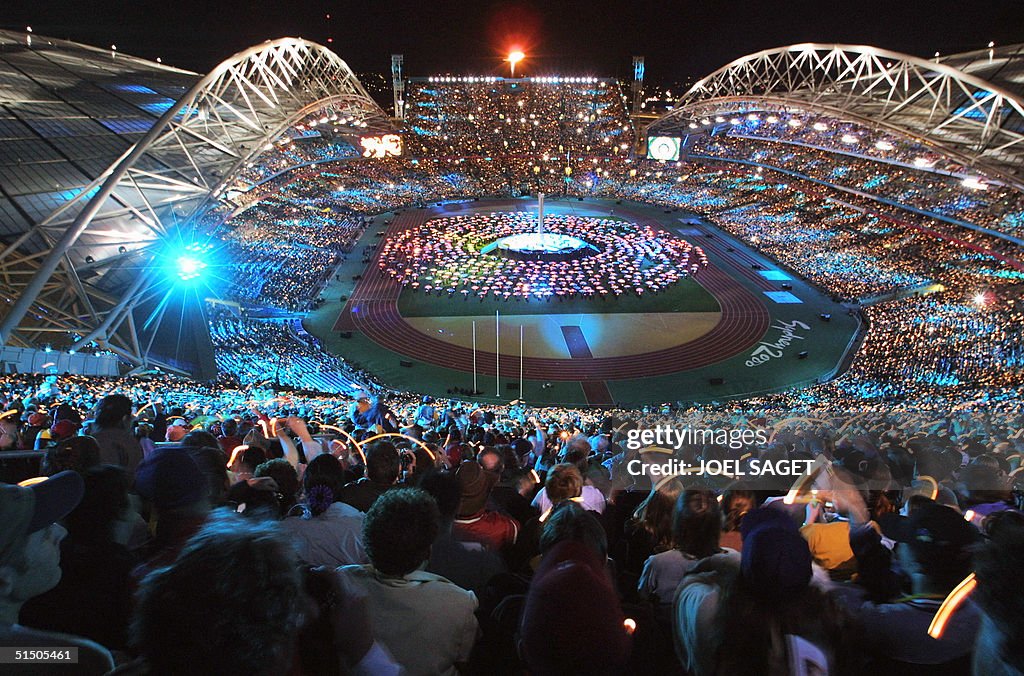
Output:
top-left (425, 75), bottom-right (601, 84)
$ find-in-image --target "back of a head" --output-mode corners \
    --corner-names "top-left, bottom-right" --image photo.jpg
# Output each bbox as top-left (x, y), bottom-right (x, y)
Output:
top-left (418, 470), bottom-right (460, 523)
top-left (221, 419), bottom-right (238, 437)
top-left (673, 488), bottom-right (723, 558)
top-left (65, 464), bottom-right (129, 542)
top-left (95, 394), bottom-right (133, 429)
top-left (187, 446), bottom-right (230, 506)
top-left (545, 462), bottom-right (583, 504)
top-left (239, 446), bottom-right (267, 473)
top-left (362, 487), bottom-right (440, 576)
top-left (365, 441), bottom-right (400, 485)
top-left (540, 501), bottom-right (607, 560)
top-left (633, 476), bottom-right (685, 550)
top-left (521, 539), bottom-right (630, 675)
top-left (740, 520), bottom-right (812, 601)
top-left (255, 458), bottom-right (299, 515)
top-left (181, 430), bottom-right (218, 450)
top-left (133, 511), bottom-right (303, 676)
top-left (43, 435), bottom-right (101, 475)
top-left (563, 441), bottom-right (590, 473)
top-left (135, 447), bottom-right (207, 512)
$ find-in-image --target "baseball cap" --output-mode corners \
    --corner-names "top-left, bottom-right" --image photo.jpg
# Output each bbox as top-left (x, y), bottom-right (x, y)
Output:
top-left (0, 471), bottom-right (84, 566)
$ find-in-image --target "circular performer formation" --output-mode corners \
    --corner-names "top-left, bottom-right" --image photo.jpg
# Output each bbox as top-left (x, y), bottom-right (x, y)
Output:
top-left (377, 211), bottom-right (707, 301)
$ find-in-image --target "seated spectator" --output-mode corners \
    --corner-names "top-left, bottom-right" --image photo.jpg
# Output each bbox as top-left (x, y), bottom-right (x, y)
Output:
top-left (452, 461), bottom-right (519, 551)
top-left (536, 462), bottom-right (586, 516)
top-left (638, 488), bottom-right (739, 616)
top-left (0, 471), bottom-right (115, 674)
top-left (217, 418), bottom-right (244, 456)
top-left (533, 455), bottom-right (607, 514)
top-left (338, 441), bottom-right (399, 512)
top-left (421, 470), bottom-right (505, 594)
top-left (19, 465), bottom-right (135, 651)
top-left (337, 488), bottom-right (478, 675)
top-left (521, 503), bottom-right (632, 675)
top-left (280, 455), bottom-right (366, 567)
top-left (165, 419), bottom-right (189, 443)
top-left (228, 445), bottom-right (266, 484)
top-left (128, 510), bottom-right (397, 676)
top-left (41, 435), bottom-right (101, 476)
top-left (617, 476), bottom-right (685, 592)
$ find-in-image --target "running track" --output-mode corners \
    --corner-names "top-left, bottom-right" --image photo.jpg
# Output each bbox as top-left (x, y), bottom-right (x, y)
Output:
top-left (334, 201), bottom-right (771, 383)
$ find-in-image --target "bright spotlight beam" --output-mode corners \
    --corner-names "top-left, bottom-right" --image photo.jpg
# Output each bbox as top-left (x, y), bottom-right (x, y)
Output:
top-left (176, 255), bottom-right (206, 282)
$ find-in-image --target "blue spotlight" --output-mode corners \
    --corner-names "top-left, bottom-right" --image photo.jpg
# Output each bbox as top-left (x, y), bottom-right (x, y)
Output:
top-left (176, 255), bottom-right (206, 281)
top-left (172, 242), bottom-right (213, 284)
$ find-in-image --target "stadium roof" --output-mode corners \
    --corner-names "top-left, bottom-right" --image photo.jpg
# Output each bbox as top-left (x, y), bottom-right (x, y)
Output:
top-left (0, 30), bottom-right (390, 371)
top-left (652, 43), bottom-right (1024, 191)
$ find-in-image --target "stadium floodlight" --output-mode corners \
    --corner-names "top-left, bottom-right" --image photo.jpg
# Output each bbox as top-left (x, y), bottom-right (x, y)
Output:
top-left (507, 50), bottom-right (525, 77)
top-left (841, 134), bottom-right (858, 144)
top-left (962, 177), bottom-right (988, 191)
top-left (875, 140), bottom-right (894, 151)
top-left (176, 256), bottom-right (206, 282)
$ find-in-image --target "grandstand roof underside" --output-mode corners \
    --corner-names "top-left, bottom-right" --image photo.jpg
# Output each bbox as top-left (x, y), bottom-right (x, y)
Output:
top-left (0, 30), bottom-right (389, 368)
top-left (655, 44), bottom-right (1024, 190)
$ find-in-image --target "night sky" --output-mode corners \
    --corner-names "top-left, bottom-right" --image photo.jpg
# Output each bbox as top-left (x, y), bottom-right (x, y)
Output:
top-left (3, 0), bottom-right (1024, 85)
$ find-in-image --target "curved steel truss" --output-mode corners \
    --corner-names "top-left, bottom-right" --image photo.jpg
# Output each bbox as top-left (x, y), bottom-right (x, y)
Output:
top-left (0, 37), bottom-right (392, 370)
top-left (653, 44), bottom-right (1024, 189)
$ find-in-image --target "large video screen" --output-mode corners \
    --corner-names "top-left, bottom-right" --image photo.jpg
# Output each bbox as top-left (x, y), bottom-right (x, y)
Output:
top-left (646, 135), bottom-right (681, 162)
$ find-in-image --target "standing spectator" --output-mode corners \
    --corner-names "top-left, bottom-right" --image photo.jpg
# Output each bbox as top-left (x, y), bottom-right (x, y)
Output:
top-left (87, 394), bottom-right (143, 482)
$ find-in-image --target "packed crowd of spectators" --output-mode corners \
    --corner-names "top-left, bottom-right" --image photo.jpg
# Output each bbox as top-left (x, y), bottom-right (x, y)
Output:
top-left (2, 375), bottom-right (1024, 673)
top-left (379, 211), bottom-right (706, 300)
top-left (405, 78), bottom-right (634, 159)
top-left (693, 121), bottom-right (1024, 241)
top-left (5, 84), bottom-right (1020, 673)
top-left (208, 311), bottom-right (371, 394)
top-left (216, 196), bottom-right (367, 311)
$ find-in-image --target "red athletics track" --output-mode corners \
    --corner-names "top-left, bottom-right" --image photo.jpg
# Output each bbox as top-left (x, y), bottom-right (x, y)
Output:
top-left (334, 201), bottom-right (771, 383)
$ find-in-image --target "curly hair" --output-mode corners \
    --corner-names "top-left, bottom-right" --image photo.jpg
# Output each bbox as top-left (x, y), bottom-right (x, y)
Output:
top-left (133, 510), bottom-right (304, 676)
top-left (362, 487), bottom-right (439, 576)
